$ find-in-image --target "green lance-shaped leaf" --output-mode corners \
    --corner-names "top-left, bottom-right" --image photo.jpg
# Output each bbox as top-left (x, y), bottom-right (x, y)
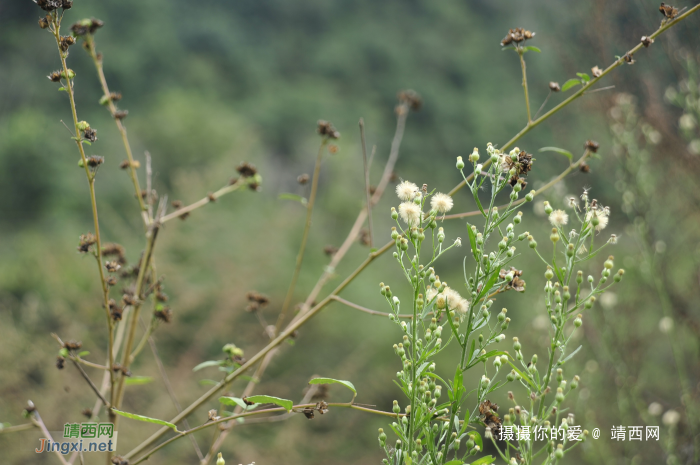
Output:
top-left (576, 72), bottom-right (591, 82)
top-left (561, 79), bottom-right (582, 92)
top-left (523, 45), bottom-right (541, 53)
top-left (219, 396), bottom-right (261, 410)
top-left (539, 146), bottom-right (573, 162)
top-left (124, 376), bottom-right (153, 386)
top-left (110, 409), bottom-right (179, 432)
top-left (471, 456), bottom-right (496, 465)
top-left (309, 377), bottom-right (357, 394)
top-left (245, 395), bottom-right (294, 412)
top-left (192, 360), bottom-right (224, 372)
top-left (278, 193), bottom-right (308, 206)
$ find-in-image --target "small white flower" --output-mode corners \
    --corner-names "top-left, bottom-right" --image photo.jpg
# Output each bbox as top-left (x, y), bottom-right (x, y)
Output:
top-left (549, 209), bottom-right (569, 227)
top-left (454, 237), bottom-right (462, 247)
top-left (659, 316), bottom-right (674, 334)
top-left (396, 180), bottom-right (418, 201)
top-left (398, 202), bottom-right (422, 226)
top-left (567, 197), bottom-right (578, 208)
top-left (662, 410), bottom-right (681, 426)
top-left (648, 402), bottom-right (663, 416)
top-left (430, 192), bottom-right (453, 213)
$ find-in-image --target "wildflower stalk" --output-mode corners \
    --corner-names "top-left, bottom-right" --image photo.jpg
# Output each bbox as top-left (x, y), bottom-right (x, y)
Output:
top-left (160, 178), bottom-right (245, 223)
top-left (519, 51), bottom-right (532, 123)
top-left (359, 117), bottom-right (374, 247)
top-left (29, 407), bottom-right (70, 465)
top-left (274, 138), bottom-right (328, 333)
top-left (113, 223), bottom-right (160, 418)
top-left (47, 10), bottom-right (116, 422)
top-left (83, 34), bottom-right (149, 221)
top-left (449, 2), bottom-right (700, 197)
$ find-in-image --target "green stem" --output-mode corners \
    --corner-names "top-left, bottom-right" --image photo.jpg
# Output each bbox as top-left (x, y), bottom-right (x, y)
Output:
top-left (519, 50), bottom-right (532, 123)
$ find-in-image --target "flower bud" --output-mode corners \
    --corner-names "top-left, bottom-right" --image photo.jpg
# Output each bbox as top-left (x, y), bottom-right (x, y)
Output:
top-left (456, 156), bottom-right (465, 169)
top-left (545, 266), bottom-right (554, 280)
top-left (525, 190), bottom-right (535, 202)
top-left (544, 201), bottom-right (553, 215)
top-left (391, 207), bottom-right (398, 220)
top-left (614, 269), bottom-right (625, 282)
top-left (514, 211), bottom-right (523, 224)
top-left (216, 453), bottom-right (226, 465)
top-left (554, 444), bottom-right (564, 459)
top-left (574, 314), bottom-right (582, 327)
top-left (392, 400), bottom-right (400, 414)
top-left (469, 148), bottom-right (479, 163)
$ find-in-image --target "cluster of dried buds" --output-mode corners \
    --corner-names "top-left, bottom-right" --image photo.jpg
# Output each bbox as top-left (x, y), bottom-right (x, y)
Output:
top-left (500, 28), bottom-right (535, 47)
top-left (35, 0), bottom-right (72, 12)
top-left (397, 89), bottom-right (422, 111)
top-left (70, 18), bottom-right (104, 36)
top-left (503, 150), bottom-right (534, 187)
top-left (245, 291), bottom-right (270, 313)
top-left (659, 3), bottom-right (679, 19)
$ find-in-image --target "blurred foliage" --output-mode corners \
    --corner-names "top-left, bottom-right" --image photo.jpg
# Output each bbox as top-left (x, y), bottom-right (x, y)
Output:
top-left (0, 1), bottom-right (698, 464)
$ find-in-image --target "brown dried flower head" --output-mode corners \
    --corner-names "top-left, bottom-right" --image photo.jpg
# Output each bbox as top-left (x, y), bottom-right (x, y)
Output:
top-left (113, 110), bottom-right (128, 120)
top-left (154, 306), bottom-right (173, 323)
top-left (48, 71), bottom-right (62, 82)
top-left (584, 140), bottom-right (600, 152)
top-left (623, 53), bottom-right (635, 64)
top-left (579, 162), bottom-right (590, 173)
top-left (236, 162), bottom-right (257, 178)
top-left (297, 173), bottom-right (309, 185)
top-left (86, 155), bottom-right (104, 167)
top-left (64, 340), bottom-right (82, 350)
top-left (77, 232), bottom-right (97, 253)
top-left (39, 16), bottom-right (50, 29)
top-left (105, 261), bottom-right (121, 273)
top-left (398, 89), bottom-right (422, 111)
top-left (56, 356), bottom-right (65, 370)
top-left (641, 36), bottom-right (655, 47)
top-left (323, 245), bottom-right (338, 256)
top-left (81, 408), bottom-right (93, 418)
top-left (591, 66), bottom-right (602, 78)
top-left (501, 28), bottom-right (535, 46)
top-left (549, 82), bottom-right (561, 92)
top-left (317, 120), bottom-right (340, 139)
top-left (659, 3), bottom-right (679, 19)
top-left (83, 127), bottom-right (97, 142)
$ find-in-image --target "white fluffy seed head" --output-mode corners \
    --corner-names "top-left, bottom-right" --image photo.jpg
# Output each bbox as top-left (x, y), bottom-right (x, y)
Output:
top-left (398, 202), bottom-right (422, 226)
top-left (430, 193), bottom-right (454, 213)
top-left (396, 181), bottom-right (419, 201)
top-left (586, 209), bottom-right (609, 231)
top-left (549, 209), bottom-right (569, 227)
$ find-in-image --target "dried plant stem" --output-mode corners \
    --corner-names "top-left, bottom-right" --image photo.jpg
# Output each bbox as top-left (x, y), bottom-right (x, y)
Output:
top-left (160, 179), bottom-right (244, 223)
top-left (449, 4), bottom-right (700, 197)
top-left (49, 13), bottom-right (116, 423)
top-left (84, 35), bottom-right (148, 220)
top-left (332, 295), bottom-right (411, 318)
top-left (359, 118), bottom-right (373, 247)
top-left (275, 138), bottom-right (328, 333)
top-left (133, 401), bottom-right (398, 464)
top-left (30, 409), bottom-right (70, 465)
top-left (113, 223), bottom-right (160, 422)
top-left (0, 423), bottom-right (34, 434)
top-left (519, 51), bottom-right (532, 123)
top-left (125, 239), bottom-right (394, 461)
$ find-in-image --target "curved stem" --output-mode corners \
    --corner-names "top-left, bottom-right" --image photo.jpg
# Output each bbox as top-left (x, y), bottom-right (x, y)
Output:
top-left (83, 35), bottom-right (148, 221)
top-left (49, 14), bottom-right (116, 423)
top-left (519, 50), bottom-right (532, 123)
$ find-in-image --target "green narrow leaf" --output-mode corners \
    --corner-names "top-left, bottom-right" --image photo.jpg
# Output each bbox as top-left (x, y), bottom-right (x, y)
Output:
top-left (82, 141), bottom-right (91, 146)
top-left (218, 396), bottom-right (260, 410)
top-left (524, 45), bottom-right (541, 53)
top-left (193, 360), bottom-right (223, 372)
top-left (444, 460), bottom-right (463, 465)
top-left (124, 376), bottom-right (153, 386)
top-left (77, 351), bottom-right (90, 357)
top-left (198, 379), bottom-right (219, 386)
top-left (466, 224), bottom-right (478, 260)
top-left (110, 409), bottom-right (178, 432)
top-left (476, 270), bottom-right (500, 301)
top-left (539, 146), bottom-right (573, 162)
top-left (309, 377), bottom-right (357, 394)
top-left (561, 79), bottom-right (582, 92)
top-left (245, 395), bottom-right (293, 412)
top-left (576, 72), bottom-right (591, 82)
top-left (559, 345), bottom-right (583, 365)
top-left (471, 456), bottom-right (496, 465)
top-left (278, 193), bottom-right (307, 206)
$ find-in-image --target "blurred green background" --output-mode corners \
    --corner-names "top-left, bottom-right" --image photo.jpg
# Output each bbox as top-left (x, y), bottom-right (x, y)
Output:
top-left (1, 1), bottom-right (699, 464)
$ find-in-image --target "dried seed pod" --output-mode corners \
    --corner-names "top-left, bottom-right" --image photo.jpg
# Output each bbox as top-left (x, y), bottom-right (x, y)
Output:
top-left (236, 162), bottom-right (257, 178)
top-left (317, 120), bottom-right (340, 139)
top-left (113, 110), bottom-right (128, 120)
top-left (549, 82), bottom-right (561, 92)
top-left (584, 140), bottom-right (600, 152)
top-left (659, 3), bottom-right (678, 19)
